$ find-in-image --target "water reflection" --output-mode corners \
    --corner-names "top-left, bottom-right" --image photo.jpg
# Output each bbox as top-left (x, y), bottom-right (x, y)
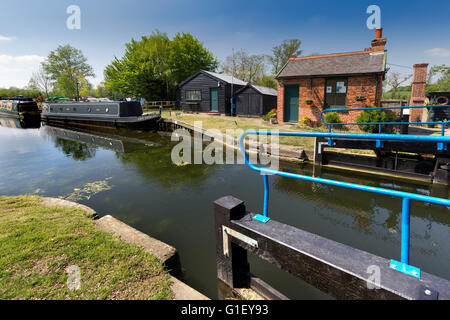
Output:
top-left (0, 116), bottom-right (40, 129)
top-left (53, 138), bottom-right (97, 161)
top-left (43, 124), bottom-right (216, 190)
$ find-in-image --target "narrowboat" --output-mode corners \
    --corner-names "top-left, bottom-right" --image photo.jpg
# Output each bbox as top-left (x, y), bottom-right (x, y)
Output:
top-left (0, 98), bottom-right (41, 121)
top-left (41, 101), bottom-right (161, 129)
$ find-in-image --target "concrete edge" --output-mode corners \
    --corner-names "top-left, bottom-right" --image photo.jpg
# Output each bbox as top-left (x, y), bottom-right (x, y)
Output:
top-left (41, 197), bottom-right (98, 218)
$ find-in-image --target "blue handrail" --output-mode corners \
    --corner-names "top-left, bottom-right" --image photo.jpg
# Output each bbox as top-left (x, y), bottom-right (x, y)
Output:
top-left (321, 105), bottom-right (450, 136)
top-left (238, 130), bottom-right (450, 278)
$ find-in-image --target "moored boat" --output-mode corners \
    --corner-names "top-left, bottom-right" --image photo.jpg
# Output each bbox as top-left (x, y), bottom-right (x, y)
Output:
top-left (41, 101), bottom-right (160, 129)
top-left (0, 97), bottom-right (41, 121)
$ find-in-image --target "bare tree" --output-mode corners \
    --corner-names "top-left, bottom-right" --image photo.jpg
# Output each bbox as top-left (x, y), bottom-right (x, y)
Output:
top-left (222, 49), bottom-right (266, 83)
top-left (386, 72), bottom-right (412, 99)
top-left (28, 66), bottom-right (53, 98)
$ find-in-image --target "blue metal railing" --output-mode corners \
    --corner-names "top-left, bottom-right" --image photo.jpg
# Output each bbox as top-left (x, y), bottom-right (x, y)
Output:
top-left (238, 130), bottom-right (450, 278)
top-left (321, 105), bottom-right (450, 136)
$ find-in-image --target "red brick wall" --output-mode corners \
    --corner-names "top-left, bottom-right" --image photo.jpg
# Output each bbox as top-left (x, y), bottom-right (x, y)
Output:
top-left (277, 75), bottom-right (383, 124)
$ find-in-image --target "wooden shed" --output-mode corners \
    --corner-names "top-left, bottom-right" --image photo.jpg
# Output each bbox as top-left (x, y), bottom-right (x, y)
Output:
top-left (177, 70), bottom-right (246, 115)
top-left (235, 84), bottom-right (278, 117)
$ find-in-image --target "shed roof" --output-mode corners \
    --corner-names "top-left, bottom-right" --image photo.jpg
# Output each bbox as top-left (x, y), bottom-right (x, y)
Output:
top-left (236, 84), bottom-right (278, 96)
top-left (178, 70), bottom-right (248, 88)
top-left (276, 50), bottom-right (387, 79)
top-left (203, 70), bottom-right (247, 86)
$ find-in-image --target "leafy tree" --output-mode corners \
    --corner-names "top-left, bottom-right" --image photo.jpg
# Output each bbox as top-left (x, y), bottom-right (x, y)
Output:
top-left (426, 65), bottom-right (450, 93)
top-left (42, 44), bottom-right (94, 98)
top-left (269, 39), bottom-right (303, 75)
top-left (104, 30), bottom-right (218, 101)
top-left (0, 87), bottom-right (40, 99)
top-left (254, 75), bottom-right (277, 89)
top-left (168, 32), bottom-right (218, 84)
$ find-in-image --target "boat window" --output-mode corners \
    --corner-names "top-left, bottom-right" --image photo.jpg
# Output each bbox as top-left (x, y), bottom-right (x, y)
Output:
top-left (59, 107), bottom-right (63, 112)
top-left (87, 108), bottom-right (91, 112)
top-left (73, 108), bottom-right (77, 112)
top-left (105, 107), bottom-right (109, 113)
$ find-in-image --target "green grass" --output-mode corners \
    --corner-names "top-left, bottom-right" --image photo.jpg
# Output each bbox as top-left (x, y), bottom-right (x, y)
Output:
top-left (0, 196), bottom-right (172, 300)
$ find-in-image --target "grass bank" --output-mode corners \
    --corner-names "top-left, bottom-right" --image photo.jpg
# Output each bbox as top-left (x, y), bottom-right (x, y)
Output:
top-left (0, 196), bottom-right (172, 300)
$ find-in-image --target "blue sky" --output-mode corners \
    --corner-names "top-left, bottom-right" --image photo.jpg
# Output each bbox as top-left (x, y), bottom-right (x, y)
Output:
top-left (0, 0), bottom-right (449, 88)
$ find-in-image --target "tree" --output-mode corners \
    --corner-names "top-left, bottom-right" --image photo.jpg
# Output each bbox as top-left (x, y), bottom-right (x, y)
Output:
top-left (386, 72), bottom-right (412, 99)
top-left (28, 66), bottom-right (52, 98)
top-left (254, 75), bottom-right (277, 89)
top-left (427, 65), bottom-right (450, 93)
top-left (104, 30), bottom-right (218, 101)
top-left (168, 32), bottom-right (218, 84)
top-left (222, 49), bottom-right (266, 83)
top-left (269, 39), bottom-right (303, 75)
top-left (105, 30), bottom-right (171, 100)
top-left (42, 44), bottom-right (94, 98)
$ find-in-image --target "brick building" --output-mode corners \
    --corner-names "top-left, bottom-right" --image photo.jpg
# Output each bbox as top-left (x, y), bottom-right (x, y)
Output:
top-left (275, 29), bottom-right (388, 124)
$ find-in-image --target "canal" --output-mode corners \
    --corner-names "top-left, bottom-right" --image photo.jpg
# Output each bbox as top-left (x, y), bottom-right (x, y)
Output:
top-left (1, 119), bottom-right (450, 299)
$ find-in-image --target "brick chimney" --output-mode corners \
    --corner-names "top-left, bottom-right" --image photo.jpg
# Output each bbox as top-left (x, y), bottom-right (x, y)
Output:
top-left (371, 28), bottom-right (387, 52)
top-left (409, 63), bottom-right (429, 121)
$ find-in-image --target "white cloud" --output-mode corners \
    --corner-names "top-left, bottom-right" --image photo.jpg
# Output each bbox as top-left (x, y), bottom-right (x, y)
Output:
top-left (0, 35), bottom-right (15, 41)
top-left (425, 48), bottom-right (450, 57)
top-left (0, 54), bottom-right (46, 88)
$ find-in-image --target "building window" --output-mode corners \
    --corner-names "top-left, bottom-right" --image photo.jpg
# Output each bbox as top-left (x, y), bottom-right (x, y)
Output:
top-left (324, 78), bottom-right (348, 109)
top-left (186, 90), bottom-right (202, 101)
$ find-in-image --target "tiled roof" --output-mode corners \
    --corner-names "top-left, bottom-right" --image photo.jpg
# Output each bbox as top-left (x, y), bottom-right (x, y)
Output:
top-left (276, 50), bottom-right (387, 79)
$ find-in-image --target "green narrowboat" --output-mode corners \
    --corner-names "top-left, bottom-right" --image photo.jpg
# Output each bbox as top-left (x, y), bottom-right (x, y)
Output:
top-left (0, 98), bottom-right (41, 120)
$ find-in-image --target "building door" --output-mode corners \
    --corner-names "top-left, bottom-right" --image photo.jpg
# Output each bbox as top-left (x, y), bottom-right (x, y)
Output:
top-left (210, 88), bottom-right (219, 112)
top-left (284, 85), bottom-right (299, 122)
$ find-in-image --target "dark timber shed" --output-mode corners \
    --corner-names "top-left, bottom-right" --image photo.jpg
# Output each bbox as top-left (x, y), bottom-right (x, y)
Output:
top-left (177, 70), bottom-right (246, 115)
top-left (235, 84), bottom-right (278, 117)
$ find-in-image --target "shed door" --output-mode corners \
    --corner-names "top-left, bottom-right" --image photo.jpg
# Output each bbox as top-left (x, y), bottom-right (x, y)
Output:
top-left (249, 94), bottom-right (261, 115)
top-left (237, 94), bottom-right (249, 116)
top-left (210, 88), bottom-right (219, 112)
top-left (284, 86), bottom-right (299, 122)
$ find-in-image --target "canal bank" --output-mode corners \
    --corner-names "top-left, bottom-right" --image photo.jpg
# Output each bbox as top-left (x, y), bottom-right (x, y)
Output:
top-left (0, 195), bottom-right (207, 300)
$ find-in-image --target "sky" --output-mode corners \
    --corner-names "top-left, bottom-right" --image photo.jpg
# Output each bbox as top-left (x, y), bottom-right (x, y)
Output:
top-left (0, 0), bottom-right (449, 89)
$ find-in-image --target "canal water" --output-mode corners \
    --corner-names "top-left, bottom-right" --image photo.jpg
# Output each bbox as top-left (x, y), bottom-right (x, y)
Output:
top-left (1, 119), bottom-right (449, 299)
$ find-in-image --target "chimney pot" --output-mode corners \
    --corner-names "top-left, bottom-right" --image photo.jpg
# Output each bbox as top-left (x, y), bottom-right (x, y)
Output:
top-left (375, 28), bottom-right (383, 39)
